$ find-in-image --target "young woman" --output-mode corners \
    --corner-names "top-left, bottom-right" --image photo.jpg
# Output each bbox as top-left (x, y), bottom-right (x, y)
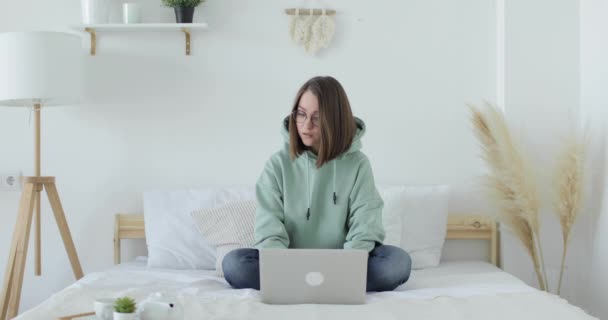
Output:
top-left (222, 76), bottom-right (411, 291)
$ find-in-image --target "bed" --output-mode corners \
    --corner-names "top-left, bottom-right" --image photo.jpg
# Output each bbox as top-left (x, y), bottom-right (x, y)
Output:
top-left (14, 214), bottom-right (596, 320)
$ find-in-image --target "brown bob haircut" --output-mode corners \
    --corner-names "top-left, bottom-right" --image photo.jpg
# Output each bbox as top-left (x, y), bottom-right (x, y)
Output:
top-left (289, 76), bottom-right (357, 168)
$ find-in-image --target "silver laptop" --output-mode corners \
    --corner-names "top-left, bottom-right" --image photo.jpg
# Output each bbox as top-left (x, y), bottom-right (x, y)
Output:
top-left (259, 249), bottom-right (368, 305)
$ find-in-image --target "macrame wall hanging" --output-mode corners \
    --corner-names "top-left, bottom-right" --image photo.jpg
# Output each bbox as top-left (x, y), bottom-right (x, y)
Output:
top-left (285, 7), bottom-right (336, 55)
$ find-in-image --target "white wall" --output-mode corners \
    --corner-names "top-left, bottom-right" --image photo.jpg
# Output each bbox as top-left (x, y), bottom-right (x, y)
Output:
top-left (502, 0), bottom-right (588, 308)
top-left (0, 0), bottom-right (497, 312)
top-left (0, 0), bottom-right (593, 315)
top-left (581, 0), bottom-right (608, 319)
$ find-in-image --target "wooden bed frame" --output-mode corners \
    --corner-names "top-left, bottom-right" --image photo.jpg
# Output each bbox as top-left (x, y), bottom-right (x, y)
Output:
top-left (113, 214), bottom-right (500, 267)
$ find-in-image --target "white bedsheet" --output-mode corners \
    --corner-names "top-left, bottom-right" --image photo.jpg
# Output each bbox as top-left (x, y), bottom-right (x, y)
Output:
top-left (16, 258), bottom-right (596, 320)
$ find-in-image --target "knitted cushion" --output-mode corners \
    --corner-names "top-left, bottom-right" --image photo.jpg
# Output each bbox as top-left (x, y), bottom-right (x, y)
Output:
top-left (191, 200), bottom-right (257, 277)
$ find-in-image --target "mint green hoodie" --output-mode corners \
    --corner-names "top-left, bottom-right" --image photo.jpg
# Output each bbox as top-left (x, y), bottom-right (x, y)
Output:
top-left (254, 116), bottom-right (385, 252)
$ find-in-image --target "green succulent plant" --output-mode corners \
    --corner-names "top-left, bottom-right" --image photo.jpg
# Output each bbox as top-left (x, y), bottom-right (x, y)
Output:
top-left (114, 297), bottom-right (136, 314)
top-left (161, 0), bottom-right (204, 8)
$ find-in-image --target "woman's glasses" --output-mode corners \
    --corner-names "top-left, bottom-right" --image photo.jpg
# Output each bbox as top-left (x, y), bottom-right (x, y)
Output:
top-left (292, 110), bottom-right (320, 127)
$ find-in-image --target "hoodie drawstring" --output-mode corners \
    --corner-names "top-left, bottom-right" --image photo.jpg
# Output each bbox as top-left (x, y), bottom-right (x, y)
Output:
top-left (306, 152), bottom-right (311, 220)
top-left (333, 160), bottom-right (337, 205)
top-left (305, 152), bottom-right (338, 221)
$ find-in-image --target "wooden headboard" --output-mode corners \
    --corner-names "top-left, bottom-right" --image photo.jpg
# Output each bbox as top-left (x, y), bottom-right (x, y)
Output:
top-left (114, 214), bottom-right (500, 267)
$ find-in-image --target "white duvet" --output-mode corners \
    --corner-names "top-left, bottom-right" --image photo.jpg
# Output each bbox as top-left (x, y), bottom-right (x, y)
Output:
top-left (16, 259), bottom-right (596, 320)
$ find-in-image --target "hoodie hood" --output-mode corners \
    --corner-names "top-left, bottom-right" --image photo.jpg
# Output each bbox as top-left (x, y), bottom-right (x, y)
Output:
top-left (280, 116), bottom-right (366, 158)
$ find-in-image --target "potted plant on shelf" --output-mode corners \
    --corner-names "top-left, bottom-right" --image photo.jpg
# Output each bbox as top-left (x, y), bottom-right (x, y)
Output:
top-left (162, 0), bottom-right (204, 23)
top-left (113, 297), bottom-right (137, 320)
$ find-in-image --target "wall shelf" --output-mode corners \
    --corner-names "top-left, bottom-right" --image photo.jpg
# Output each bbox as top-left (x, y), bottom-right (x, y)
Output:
top-left (70, 23), bottom-right (209, 56)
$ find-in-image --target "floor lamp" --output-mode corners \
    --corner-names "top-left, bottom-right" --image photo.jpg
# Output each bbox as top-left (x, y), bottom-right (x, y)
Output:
top-left (0, 31), bottom-right (85, 319)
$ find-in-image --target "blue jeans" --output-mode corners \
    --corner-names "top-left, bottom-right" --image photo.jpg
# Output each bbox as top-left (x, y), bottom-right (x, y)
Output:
top-left (222, 245), bottom-right (412, 292)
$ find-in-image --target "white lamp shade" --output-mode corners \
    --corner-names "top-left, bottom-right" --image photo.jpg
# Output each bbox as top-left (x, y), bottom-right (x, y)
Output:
top-left (0, 31), bottom-right (83, 107)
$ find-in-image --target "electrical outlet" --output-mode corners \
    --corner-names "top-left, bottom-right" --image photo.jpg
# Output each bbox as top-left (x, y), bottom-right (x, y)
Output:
top-left (0, 172), bottom-right (22, 191)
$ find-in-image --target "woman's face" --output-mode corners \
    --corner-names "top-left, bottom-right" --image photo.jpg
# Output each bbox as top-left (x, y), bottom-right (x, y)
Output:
top-left (295, 90), bottom-right (321, 153)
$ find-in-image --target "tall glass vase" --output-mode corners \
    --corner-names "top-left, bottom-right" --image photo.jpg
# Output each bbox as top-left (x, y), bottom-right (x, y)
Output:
top-left (81, 0), bottom-right (111, 24)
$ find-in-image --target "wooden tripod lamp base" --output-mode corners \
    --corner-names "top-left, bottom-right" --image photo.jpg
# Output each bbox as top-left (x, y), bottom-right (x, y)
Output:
top-left (0, 177), bottom-right (83, 320)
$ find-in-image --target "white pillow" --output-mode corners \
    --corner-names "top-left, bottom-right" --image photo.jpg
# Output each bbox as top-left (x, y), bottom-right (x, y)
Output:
top-left (143, 184), bottom-right (448, 271)
top-left (143, 187), bottom-right (254, 270)
top-left (377, 185), bottom-right (405, 247)
top-left (191, 200), bottom-right (257, 277)
top-left (400, 185), bottom-right (450, 269)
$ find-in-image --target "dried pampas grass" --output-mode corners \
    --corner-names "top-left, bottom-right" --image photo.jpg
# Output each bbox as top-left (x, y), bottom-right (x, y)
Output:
top-left (553, 134), bottom-right (586, 294)
top-left (470, 103), bottom-right (547, 291)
